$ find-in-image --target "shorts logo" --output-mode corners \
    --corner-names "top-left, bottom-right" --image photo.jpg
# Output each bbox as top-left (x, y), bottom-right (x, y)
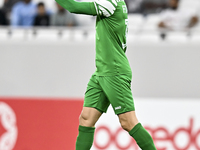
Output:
top-left (0, 102), bottom-right (18, 150)
top-left (115, 106), bottom-right (121, 110)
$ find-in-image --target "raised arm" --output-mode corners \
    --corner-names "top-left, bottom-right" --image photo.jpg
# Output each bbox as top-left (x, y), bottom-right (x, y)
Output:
top-left (55, 0), bottom-right (97, 15)
top-left (55, 0), bottom-right (117, 17)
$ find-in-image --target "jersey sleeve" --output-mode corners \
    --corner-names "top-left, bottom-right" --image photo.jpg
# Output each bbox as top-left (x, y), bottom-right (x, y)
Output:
top-left (55, 0), bottom-right (117, 17)
top-left (94, 0), bottom-right (117, 17)
top-left (55, 0), bottom-right (97, 16)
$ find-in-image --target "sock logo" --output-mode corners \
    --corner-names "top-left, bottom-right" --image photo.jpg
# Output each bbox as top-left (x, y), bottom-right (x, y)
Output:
top-left (0, 102), bottom-right (18, 150)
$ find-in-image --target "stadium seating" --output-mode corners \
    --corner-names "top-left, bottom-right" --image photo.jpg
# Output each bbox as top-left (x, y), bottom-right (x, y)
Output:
top-left (142, 14), bottom-right (160, 31)
top-left (0, 0), bottom-right (200, 42)
top-left (128, 14), bottom-right (145, 31)
top-left (0, 28), bottom-right (8, 40)
top-left (179, 0), bottom-right (200, 11)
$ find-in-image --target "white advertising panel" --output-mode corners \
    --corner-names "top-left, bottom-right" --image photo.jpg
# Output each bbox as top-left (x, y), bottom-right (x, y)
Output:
top-left (92, 98), bottom-right (200, 150)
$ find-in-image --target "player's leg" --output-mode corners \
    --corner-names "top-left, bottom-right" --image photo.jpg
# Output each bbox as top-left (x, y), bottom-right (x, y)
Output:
top-left (100, 74), bottom-right (156, 150)
top-left (76, 75), bottom-right (110, 150)
top-left (118, 111), bottom-right (157, 150)
top-left (118, 110), bottom-right (138, 132)
top-left (79, 107), bottom-right (102, 127)
top-left (76, 107), bottom-right (102, 150)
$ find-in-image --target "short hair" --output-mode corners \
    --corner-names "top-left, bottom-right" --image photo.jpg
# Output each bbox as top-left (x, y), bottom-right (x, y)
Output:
top-left (37, 2), bottom-right (45, 7)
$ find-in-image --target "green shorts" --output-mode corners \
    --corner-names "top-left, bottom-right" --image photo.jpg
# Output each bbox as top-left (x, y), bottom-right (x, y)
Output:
top-left (84, 74), bottom-right (135, 115)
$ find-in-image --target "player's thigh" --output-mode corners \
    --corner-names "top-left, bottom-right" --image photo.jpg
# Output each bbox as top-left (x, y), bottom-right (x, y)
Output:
top-left (118, 111), bottom-right (139, 131)
top-left (100, 74), bottom-right (135, 115)
top-left (79, 107), bottom-right (102, 127)
top-left (84, 74), bottom-right (110, 114)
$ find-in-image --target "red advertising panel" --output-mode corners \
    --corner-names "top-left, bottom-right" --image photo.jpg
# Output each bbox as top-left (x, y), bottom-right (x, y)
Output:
top-left (0, 97), bottom-right (83, 150)
top-left (1, 98), bottom-right (200, 150)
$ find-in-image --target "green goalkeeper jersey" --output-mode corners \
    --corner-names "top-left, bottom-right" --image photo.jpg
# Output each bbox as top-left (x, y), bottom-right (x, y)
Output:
top-left (56, 0), bottom-right (132, 76)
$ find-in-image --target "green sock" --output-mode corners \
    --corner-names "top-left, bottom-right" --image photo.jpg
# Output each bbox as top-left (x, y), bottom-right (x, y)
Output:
top-left (129, 123), bottom-right (157, 150)
top-left (75, 125), bottom-right (95, 150)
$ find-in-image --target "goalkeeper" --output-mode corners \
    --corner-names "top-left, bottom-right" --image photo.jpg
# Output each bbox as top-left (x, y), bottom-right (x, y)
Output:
top-left (55, 0), bottom-right (157, 149)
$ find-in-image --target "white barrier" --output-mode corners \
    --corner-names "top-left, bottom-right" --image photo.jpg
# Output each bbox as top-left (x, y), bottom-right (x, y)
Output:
top-left (0, 29), bottom-right (200, 98)
top-left (0, 27), bottom-right (200, 150)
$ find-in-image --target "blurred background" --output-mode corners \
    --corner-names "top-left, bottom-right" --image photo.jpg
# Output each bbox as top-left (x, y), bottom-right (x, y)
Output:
top-left (0, 0), bottom-right (200, 149)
